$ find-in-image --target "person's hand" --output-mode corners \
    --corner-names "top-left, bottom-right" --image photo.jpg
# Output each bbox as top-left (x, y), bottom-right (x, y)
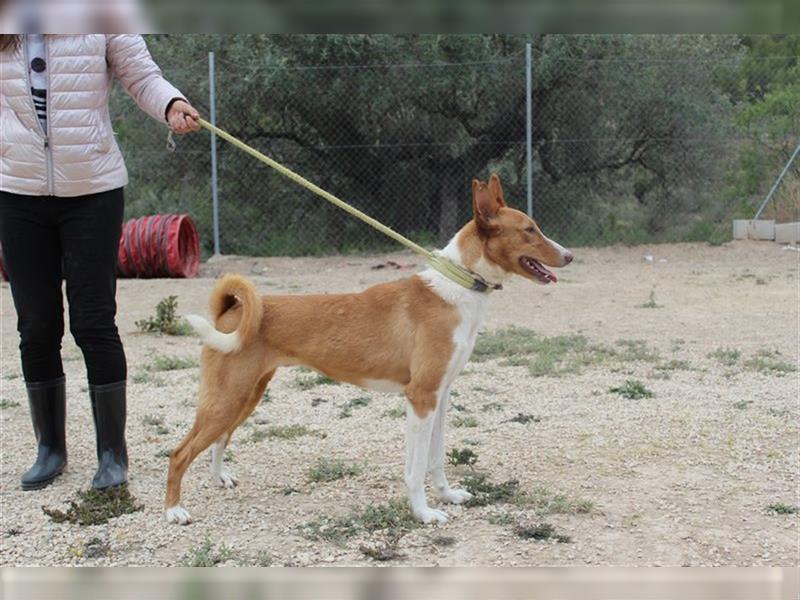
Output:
top-left (167, 100), bottom-right (201, 134)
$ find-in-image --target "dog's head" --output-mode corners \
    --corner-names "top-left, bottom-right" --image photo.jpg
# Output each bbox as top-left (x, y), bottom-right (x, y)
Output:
top-left (460, 173), bottom-right (573, 285)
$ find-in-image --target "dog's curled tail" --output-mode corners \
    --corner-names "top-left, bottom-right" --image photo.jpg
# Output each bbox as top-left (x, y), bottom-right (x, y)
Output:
top-left (185, 274), bottom-right (262, 354)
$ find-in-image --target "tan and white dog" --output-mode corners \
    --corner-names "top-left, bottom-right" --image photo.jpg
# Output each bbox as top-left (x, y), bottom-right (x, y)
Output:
top-left (165, 173), bottom-right (572, 525)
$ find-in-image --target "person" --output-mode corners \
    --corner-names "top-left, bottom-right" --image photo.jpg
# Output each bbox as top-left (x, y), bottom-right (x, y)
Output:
top-left (0, 34), bottom-right (200, 490)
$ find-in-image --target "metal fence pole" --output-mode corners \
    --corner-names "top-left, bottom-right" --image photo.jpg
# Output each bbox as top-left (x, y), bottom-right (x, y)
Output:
top-left (753, 138), bottom-right (800, 221)
top-left (525, 42), bottom-right (533, 218)
top-left (209, 51), bottom-right (221, 256)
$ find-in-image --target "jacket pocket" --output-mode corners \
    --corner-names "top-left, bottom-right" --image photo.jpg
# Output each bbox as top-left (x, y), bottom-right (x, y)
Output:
top-left (92, 111), bottom-right (113, 154)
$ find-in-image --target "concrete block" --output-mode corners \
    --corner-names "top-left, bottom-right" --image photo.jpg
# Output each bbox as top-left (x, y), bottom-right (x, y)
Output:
top-left (732, 220), bottom-right (775, 240)
top-left (775, 222), bottom-right (800, 244)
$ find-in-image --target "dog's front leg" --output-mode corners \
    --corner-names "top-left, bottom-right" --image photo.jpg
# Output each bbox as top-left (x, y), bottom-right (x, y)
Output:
top-left (428, 386), bottom-right (473, 505)
top-left (404, 398), bottom-right (448, 524)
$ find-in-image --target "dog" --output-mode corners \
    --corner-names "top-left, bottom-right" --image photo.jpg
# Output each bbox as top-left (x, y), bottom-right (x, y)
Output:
top-left (165, 173), bottom-right (572, 525)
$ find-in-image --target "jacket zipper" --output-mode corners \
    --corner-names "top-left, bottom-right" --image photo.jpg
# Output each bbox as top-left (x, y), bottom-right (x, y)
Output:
top-left (23, 36), bottom-right (54, 195)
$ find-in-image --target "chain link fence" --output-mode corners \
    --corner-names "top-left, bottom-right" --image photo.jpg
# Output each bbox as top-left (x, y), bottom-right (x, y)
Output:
top-left (113, 36), bottom-right (799, 257)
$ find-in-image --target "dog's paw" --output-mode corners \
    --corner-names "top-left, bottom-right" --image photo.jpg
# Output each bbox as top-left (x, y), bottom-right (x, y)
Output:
top-left (215, 470), bottom-right (239, 489)
top-left (439, 488), bottom-right (473, 505)
top-left (165, 505), bottom-right (193, 525)
top-left (413, 506), bottom-right (449, 524)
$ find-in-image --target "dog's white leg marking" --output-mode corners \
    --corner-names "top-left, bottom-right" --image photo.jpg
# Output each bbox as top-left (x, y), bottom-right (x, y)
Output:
top-left (405, 403), bottom-right (448, 524)
top-left (428, 387), bottom-right (473, 505)
top-left (210, 433), bottom-right (238, 489)
top-left (165, 505), bottom-right (193, 525)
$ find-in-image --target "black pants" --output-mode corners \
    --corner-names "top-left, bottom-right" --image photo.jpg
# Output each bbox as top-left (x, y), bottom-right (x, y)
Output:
top-left (0, 188), bottom-right (127, 385)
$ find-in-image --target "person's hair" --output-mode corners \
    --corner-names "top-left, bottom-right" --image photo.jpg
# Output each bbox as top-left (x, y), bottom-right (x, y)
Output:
top-left (0, 35), bottom-right (21, 52)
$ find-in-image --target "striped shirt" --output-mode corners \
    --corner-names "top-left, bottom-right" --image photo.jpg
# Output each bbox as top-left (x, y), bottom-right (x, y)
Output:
top-left (26, 34), bottom-right (47, 131)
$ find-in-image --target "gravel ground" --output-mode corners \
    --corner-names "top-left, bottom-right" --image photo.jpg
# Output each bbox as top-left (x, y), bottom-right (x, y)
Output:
top-left (1, 241), bottom-right (798, 567)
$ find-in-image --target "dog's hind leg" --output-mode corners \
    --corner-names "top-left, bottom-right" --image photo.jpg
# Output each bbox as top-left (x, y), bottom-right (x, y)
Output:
top-left (210, 369), bottom-right (275, 489)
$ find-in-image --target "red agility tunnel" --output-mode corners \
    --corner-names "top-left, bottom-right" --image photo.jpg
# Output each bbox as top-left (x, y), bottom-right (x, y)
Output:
top-left (117, 214), bottom-right (200, 278)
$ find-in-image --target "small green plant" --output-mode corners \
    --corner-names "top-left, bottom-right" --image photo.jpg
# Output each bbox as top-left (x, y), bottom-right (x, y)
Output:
top-left (155, 448), bottom-right (171, 459)
top-left (447, 447), bottom-right (479, 467)
top-left (131, 371), bottom-right (166, 386)
top-left (294, 372), bottom-right (339, 390)
top-left (135, 296), bottom-right (193, 336)
top-left (487, 512), bottom-right (515, 525)
top-left (0, 398), bottom-right (20, 409)
top-left (514, 523), bottom-right (572, 543)
top-left (708, 347), bottom-right (741, 366)
top-left (744, 350), bottom-right (796, 376)
top-left (42, 486), bottom-right (144, 526)
top-left (638, 287), bottom-right (661, 309)
top-left (430, 535), bottom-right (457, 546)
top-left (307, 457), bottom-right (362, 483)
top-left (732, 400), bottom-right (753, 410)
top-left (766, 503), bottom-right (797, 515)
top-left (148, 355), bottom-right (198, 372)
top-left (383, 405), bottom-right (405, 419)
top-left (179, 536), bottom-right (234, 567)
top-left (338, 396), bottom-right (371, 418)
top-left (359, 543), bottom-right (405, 561)
top-left (255, 551), bottom-right (273, 567)
top-left (297, 499), bottom-right (418, 546)
top-left (655, 359), bottom-right (692, 371)
top-left (261, 389), bottom-right (271, 404)
top-left (142, 413), bottom-right (169, 435)
top-left (460, 472), bottom-right (522, 507)
top-left (609, 380), bottom-right (654, 399)
top-left (452, 415), bottom-right (479, 428)
top-left (505, 413), bottom-right (541, 425)
top-left (265, 424), bottom-right (320, 440)
top-left (614, 339), bottom-right (660, 363)
top-left (481, 401), bottom-right (503, 412)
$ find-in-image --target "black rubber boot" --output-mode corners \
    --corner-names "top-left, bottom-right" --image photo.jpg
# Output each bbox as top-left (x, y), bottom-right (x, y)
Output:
top-left (90, 381), bottom-right (128, 489)
top-left (21, 376), bottom-right (67, 491)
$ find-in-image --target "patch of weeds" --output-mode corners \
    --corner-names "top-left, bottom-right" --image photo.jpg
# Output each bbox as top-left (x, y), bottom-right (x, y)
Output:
top-left (135, 295), bottom-right (193, 336)
top-left (383, 405), bottom-right (405, 419)
top-left (450, 402), bottom-right (469, 413)
top-left (755, 277), bottom-right (767, 285)
top-left (638, 287), bottom-right (662, 309)
top-left (708, 347), bottom-right (741, 367)
top-left (255, 551), bottom-right (273, 567)
top-left (3, 373), bottom-right (19, 380)
top-left (471, 384), bottom-right (497, 393)
top-left (732, 400), bottom-right (753, 410)
top-left (471, 326), bottom-right (540, 361)
top-left (450, 390), bottom-right (460, 398)
top-left (0, 398), bottom-right (20, 409)
top-left (656, 359), bottom-right (692, 371)
top-left (131, 371), bottom-right (166, 386)
top-left (294, 372), bottom-right (339, 390)
top-left (142, 413), bottom-right (170, 435)
top-left (609, 380), bottom-right (654, 400)
top-left (481, 401), bottom-right (503, 412)
top-left (461, 472), bottom-right (522, 507)
top-left (42, 486), bottom-right (144, 526)
top-left (224, 449), bottom-right (235, 463)
top-left (766, 408), bottom-right (790, 418)
top-left (359, 543), bottom-right (406, 562)
top-left (514, 523), bottom-right (571, 543)
top-left (281, 486), bottom-right (301, 496)
top-left (614, 339), bottom-right (660, 363)
top-left (83, 537), bottom-right (111, 559)
top-left (297, 499), bottom-right (418, 546)
top-left (311, 397), bottom-right (328, 407)
top-left (487, 512), bottom-right (515, 526)
top-left (766, 503), bottom-right (798, 515)
top-left (504, 413), bottom-right (541, 425)
top-left (179, 536), bottom-right (234, 567)
top-left (338, 396), bottom-right (371, 418)
top-left (452, 415), bottom-right (479, 428)
top-left (744, 350), bottom-right (796, 376)
top-left (247, 428), bottom-right (269, 443)
top-left (154, 448), bottom-right (171, 459)
top-left (265, 424), bottom-right (321, 440)
top-left (307, 457), bottom-right (362, 483)
top-left (447, 447), bottom-right (478, 467)
top-left (148, 355), bottom-right (197, 372)
top-left (527, 486), bottom-right (594, 515)
top-left (261, 389), bottom-right (271, 404)
top-left (430, 535), bottom-right (457, 547)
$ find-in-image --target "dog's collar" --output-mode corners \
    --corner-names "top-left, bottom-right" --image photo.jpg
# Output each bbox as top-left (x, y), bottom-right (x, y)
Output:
top-left (427, 251), bottom-right (503, 294)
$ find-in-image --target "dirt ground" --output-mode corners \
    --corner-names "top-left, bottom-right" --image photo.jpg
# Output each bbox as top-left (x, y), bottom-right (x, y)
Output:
top-left (1, 241), bottom-right (798, 567)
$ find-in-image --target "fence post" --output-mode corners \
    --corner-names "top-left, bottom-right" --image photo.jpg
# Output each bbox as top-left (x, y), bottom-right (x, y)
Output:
top-left (525, 42), bottom-right (533, 218)
top-left (753, 138), bottom-right (800, 221)
top-left (209, 51), bottom-right (221, 256)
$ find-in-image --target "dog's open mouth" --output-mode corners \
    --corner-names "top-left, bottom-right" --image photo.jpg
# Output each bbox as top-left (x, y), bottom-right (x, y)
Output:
top-left (519, 256), bottom-right (558, 284)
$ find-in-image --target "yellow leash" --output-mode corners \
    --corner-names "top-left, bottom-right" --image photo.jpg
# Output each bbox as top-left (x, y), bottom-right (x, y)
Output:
top-left (197, 118), bottom-right (500, 293)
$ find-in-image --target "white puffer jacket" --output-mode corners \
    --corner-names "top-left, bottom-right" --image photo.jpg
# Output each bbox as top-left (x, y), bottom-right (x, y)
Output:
top-left (0, 34), bottom-right (184, 197)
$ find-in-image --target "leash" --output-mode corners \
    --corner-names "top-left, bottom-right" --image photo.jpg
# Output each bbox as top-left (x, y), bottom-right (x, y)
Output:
top-left (196, 118), bottom-right (501, 293)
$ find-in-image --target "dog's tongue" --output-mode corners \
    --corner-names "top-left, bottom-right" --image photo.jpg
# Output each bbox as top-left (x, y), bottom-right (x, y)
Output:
top-left (539, 262), bottom-right (557, 283)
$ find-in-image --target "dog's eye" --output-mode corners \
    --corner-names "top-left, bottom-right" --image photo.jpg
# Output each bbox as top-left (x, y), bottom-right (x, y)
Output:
top-left (525, 227), bottom-right (535, 234)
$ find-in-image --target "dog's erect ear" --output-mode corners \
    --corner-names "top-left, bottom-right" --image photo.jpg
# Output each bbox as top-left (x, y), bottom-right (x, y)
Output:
top-left (487, 173), bottom-right (507, 208)
top-left (472, 178), bottom-right (503, 236)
